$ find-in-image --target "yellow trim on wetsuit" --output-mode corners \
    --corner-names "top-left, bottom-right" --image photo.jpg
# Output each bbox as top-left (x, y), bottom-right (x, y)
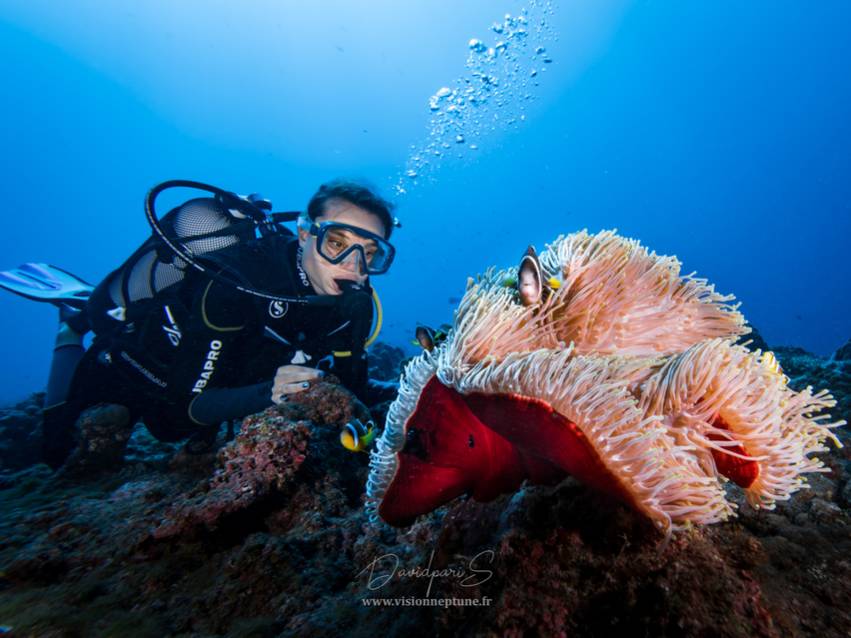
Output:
top-left (201, 280), bottom-right (245, 332)
top-left (333, 288), bottom-right (383, 357)
top-left (365, 288), bottom-right (382, 347)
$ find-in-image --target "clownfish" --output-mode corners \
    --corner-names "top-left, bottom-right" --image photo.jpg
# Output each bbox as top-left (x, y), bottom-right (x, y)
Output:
top-left (340, 418), bottom-right (377, 452)
top-left (760, 351), bottom-right (789, 383)
top-left (412, 323), bottom-right (451, 352)
top-left (516, 245), bottom-right (560, 306)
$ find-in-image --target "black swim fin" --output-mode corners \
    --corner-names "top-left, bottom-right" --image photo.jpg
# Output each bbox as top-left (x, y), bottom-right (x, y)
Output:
top-left (0, 263), bottom-right (93, 310)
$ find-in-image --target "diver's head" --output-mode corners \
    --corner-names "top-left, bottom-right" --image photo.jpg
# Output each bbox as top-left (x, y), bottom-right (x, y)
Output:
top-left (298, 180), bottom-right (396, 296)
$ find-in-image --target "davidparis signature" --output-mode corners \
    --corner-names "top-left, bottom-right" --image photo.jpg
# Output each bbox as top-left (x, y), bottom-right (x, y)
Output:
top-left (357, 549), bottom-right (495, 596)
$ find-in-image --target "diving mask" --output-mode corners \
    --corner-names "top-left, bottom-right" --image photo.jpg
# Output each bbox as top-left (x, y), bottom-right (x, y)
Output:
top-left (298, 217), bottom-right (396, 275)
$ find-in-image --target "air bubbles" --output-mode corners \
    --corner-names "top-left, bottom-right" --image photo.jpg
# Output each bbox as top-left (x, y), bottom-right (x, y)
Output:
top-left (429, 86), bottom-right (455, 111)
top-left (394, 0), bottom-right (555, 196)
top-left (535, 47), bottom-right (552, 64)
top-left (468, 39), bottom-right (487, 53)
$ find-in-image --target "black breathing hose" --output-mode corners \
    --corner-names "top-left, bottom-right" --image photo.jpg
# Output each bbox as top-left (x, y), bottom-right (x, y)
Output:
top-left (144, 179), bottom-right (335, 306)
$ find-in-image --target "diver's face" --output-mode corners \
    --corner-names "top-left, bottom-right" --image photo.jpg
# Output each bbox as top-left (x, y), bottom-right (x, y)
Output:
top-left (298, 199), bottom-right (386, 296)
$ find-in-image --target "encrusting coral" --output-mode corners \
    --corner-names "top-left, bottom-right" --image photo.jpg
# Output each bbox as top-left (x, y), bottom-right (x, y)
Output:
top-left (151, 378), bottom-right (370, 540)
top-left (367, 230), bottom-right (844, 533)
top-left (152, 413), bottom-right (312, 539)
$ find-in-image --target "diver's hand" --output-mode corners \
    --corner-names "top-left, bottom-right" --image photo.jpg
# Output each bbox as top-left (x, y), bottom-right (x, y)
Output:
top-left (271, 365), bottom-right (324, 404)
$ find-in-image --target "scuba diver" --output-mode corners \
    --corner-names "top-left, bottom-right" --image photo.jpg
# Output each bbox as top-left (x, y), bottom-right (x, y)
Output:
top-left (0, 179), bottom-right (400, 469)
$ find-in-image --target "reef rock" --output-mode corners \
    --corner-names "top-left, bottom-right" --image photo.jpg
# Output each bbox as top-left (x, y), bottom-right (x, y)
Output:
top-left (151, 379), bottom-right (370, 540)
top-left (151, 412), bottom-right (312, 539)
top-left (0, 392), bottom-right (43, 471)
top-left (368, 341), bottom-right (408, 381)
top-left (60, 403), bottom-right (134, 477)
top-left (738, 323), bottom-right (772, 352)
top-left (833, 337), bottom-right (851, 362)
top-left (774, 346), bottom-right (851, 444)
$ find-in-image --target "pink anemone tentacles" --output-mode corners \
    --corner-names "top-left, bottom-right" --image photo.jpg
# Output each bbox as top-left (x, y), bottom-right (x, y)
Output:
top-left (366, 230), bottom-right (844, 534)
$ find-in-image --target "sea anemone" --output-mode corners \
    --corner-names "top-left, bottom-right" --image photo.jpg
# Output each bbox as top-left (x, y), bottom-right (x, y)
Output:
top-left (366, 230), bottom-right (844, 534)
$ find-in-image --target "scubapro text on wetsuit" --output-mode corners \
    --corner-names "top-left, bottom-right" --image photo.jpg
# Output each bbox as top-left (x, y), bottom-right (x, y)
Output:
top-left (192, 340), bottom-right (223, 393)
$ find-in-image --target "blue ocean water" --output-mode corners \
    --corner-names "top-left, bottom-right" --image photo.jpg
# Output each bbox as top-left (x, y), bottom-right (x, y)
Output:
top-left (0, 0), bottom-right (849, 405)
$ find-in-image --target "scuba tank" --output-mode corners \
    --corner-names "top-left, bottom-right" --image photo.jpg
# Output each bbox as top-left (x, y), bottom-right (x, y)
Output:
top-left (86, 180), bottom-right (324, 337)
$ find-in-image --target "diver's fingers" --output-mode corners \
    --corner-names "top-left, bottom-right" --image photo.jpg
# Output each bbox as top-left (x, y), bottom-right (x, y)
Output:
top-left (273, 365), bottom-right (324, 386)
top-left (271, 381), bottom-right (314, 404)
top-left (271, 366), bottom-right (326, 404)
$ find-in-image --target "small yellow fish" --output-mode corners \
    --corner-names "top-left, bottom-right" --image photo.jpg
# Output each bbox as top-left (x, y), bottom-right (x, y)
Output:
top-left (760, 351), bottom-right (788, 383)
top-left (340, 419), bottom-right (376, 452)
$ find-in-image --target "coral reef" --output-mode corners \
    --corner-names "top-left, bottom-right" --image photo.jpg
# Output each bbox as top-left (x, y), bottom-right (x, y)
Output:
top-left (0, 339), bottom-right (847, 636)
top-left (151, 378), bottom-right (373, 541)
top-left (151, 413), bottom-right (312, 540)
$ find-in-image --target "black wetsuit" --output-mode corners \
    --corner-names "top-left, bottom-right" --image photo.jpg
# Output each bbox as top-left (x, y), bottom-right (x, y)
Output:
top-left (46, 233), bottom-right (396, 456)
